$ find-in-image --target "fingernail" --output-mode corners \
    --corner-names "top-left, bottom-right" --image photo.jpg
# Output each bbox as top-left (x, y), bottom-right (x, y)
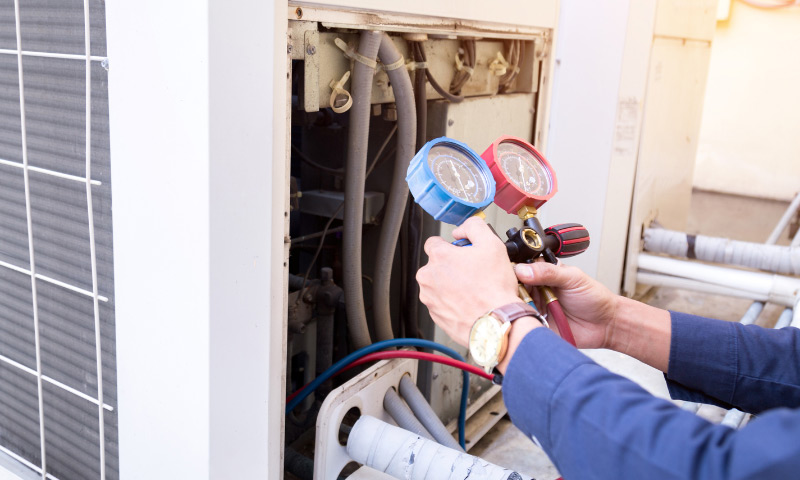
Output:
top-left (514, 264), bottom-right (533, 280)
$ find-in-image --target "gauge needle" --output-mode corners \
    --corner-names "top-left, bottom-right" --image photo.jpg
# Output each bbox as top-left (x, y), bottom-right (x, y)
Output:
top-left (450, 160), bottom-right (467, 197)
top-left (518, 161), bottom-right (530, 191)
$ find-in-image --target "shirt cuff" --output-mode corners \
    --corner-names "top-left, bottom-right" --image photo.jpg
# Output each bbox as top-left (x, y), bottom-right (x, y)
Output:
top-left (502, 327), bottom-right (594, 442)
top-left (665, 311), bottom-right (737, 405)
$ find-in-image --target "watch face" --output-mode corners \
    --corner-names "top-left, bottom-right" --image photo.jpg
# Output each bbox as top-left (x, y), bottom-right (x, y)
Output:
top-left (469, 315), bottom-right (505, 366)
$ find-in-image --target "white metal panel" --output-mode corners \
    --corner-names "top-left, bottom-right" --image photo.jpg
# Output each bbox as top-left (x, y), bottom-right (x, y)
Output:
top-left (290, 0), bottom-right (557, 29)
top-left (208, 0), bottom-right (282, 478)
top-left (106, 0), bottom-right (211, 477)
top-left (107, 0), bottom-right (284, 478)
top-left (595, 1), bottom-right (658, 292)
top-left (653, 0), bottom-right (718, 42)
top-left (542, 0), bottom-right (651, 287)
top-left (623, 37), bottom-right (714, 295)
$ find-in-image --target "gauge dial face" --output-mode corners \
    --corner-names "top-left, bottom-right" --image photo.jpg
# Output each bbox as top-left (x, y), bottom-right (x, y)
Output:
top-left (497, 141), bottom-right (552, 197)
top-left (427, 144), bottom-right (489, 203)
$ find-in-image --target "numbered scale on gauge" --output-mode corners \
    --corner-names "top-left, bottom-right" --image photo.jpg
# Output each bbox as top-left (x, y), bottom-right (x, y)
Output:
top-left (481, 136), bottom-right (558, 214)
top-left (406, 137), bottom-right (495, 225)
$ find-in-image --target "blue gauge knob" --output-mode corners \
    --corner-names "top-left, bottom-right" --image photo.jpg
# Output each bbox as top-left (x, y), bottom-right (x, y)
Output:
top-left (406, 137), bottom-right (496, 226)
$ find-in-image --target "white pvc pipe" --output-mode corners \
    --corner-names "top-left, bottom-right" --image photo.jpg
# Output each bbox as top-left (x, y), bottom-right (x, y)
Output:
top-left (637, 254), bottom-right (800, 307)
top-left (767, 192), bottom-right (800, 245)
top-left (793, 228), bottom-right (800, 248)
top-left (636, 272), bottom-right (773, 304)
top-left (347, 416), bottom-right (530, 480)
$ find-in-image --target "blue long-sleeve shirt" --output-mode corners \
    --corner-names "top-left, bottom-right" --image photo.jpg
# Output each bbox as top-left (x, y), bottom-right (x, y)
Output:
top-left (502, 311), bottom-right (800, 480)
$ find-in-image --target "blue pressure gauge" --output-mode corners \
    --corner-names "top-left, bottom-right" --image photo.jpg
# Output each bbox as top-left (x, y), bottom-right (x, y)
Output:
top-left (406, 137), bottom-right (496, 225)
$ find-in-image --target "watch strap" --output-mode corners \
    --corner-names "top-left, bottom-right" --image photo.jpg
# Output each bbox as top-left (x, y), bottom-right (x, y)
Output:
top-left (489, 302), bottom-right (539, 324)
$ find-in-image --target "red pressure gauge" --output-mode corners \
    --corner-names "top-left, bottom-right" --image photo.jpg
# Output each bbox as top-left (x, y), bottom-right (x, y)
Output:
top-left (480, 136), bottom-right (558, 214)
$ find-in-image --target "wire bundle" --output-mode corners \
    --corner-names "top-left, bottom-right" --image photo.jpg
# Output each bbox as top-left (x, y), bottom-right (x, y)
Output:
top-left (285, 338), bottom-right (499, 449)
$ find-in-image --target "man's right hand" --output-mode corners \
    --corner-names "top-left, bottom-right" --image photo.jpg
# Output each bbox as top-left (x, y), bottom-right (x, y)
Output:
top-left (514, 262), bottom-right (619, 350)
top-left (515, 262), bottom-right (672, 372)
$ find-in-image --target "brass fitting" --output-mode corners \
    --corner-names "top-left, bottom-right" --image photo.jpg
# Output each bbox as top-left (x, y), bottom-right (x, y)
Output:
top-left (539, 286), bottom-right (558, 305)
top-left (521, 228), bottom-right (543, 250)
top-left (472, 210), bottom-right (487, 220)
top-left (517, 205), bottom-right (538, 220)
top-left (517, 284), bottom-right (533, 304)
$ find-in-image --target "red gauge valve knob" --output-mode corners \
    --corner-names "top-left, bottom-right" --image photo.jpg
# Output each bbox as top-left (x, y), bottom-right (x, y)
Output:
top-left (481, 135), bottom-right (558, 214)
top-left (544, 223), bottom-right (590, 258)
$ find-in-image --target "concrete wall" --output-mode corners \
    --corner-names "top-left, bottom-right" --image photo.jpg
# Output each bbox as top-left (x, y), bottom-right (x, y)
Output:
top-left (694, 1), bottom-right (800, 201)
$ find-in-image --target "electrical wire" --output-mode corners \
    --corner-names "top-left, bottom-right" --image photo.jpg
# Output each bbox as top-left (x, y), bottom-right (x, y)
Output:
top-left (284, 338), bottom-right (471, 449)
top-left (413, 42), bottom-right (464, 103)
top-left (291, 144), bottom-right (344, 176)
top-left (293, 126), bottom-right (397, 302)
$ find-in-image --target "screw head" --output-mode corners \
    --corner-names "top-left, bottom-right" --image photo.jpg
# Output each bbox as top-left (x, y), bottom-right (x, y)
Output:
top-left (295, 7), bottom-right (303, 19)
top-left (306, 44), bottom-right (316, 55)
top-left (287, 44), bottom-right (293, 54)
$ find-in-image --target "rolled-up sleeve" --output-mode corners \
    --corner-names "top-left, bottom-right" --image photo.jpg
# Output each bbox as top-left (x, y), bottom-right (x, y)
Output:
top-left (502, 326), bottom-right (800, 480)
top-left (665, 311), bottom-right (800, 413)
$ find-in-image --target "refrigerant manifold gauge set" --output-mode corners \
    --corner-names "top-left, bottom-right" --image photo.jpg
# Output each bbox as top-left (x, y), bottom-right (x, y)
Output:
top-left (406, 135), bottom-right (591, 347)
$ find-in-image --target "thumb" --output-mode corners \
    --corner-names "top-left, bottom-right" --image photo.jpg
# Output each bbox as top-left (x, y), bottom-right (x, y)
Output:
top-left (514, 262), bottom-right (578, 289)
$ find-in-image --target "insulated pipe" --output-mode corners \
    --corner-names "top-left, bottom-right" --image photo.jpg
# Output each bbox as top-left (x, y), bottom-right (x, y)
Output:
top-left (767, 192), bottom-right (800, 245)
top-left (347, 416), bottom-right (531, 480)
top-left (775, 307), bottom-right (795, 329)
top-left (343, 30), bottom-right (382, 349)
top-left (398, 375), bottom-right (463, 451)
top-left (373, 33), bottom-right (417, 342)
top-left (383, 388), bottom-right (434, 441)
top-left (637, 254), bottom-right (800, 307)
top-left (643, 228), bottom-right (800, 276)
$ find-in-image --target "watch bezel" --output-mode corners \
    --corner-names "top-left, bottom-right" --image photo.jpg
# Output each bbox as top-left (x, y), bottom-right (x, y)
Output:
top-left (468, 313), bottom-right (511, 372)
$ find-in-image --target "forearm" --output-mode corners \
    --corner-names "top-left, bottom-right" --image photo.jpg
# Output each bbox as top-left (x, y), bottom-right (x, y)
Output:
top-left (503, 329), bottom-right (800, 480)
top-left (606, 296), bottom-right (672, 372)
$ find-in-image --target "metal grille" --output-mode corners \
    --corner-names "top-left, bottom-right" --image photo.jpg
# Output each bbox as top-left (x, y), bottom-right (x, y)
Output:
top-left (0, 0), bottom-right (116, 479)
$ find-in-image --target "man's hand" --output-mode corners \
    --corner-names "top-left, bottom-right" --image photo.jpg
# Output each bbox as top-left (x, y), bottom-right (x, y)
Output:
top-left (416, 217), bottom-right (522, 347)
top-left (514, 262), bottom-right (619, 350)
top-left (515, 261), bottom-right (672, 372)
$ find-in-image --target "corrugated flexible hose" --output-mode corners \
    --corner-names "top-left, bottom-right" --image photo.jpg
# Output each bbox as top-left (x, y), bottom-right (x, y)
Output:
top-left (343, 30), bottom-right (382, 349)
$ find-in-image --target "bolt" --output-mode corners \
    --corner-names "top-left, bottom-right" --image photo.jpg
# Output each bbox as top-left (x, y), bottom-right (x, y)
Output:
top-left (306, 44), bottom-right (316, 55)
top-left (295, 7), bottom-right (303, 19)
top-left (287, 44), bottom-right (293, 54)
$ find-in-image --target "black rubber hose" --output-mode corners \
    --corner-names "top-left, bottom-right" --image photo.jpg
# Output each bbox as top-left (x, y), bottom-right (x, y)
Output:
top-left (343, 30), bottom-right (382, 349)
top-left (415, 42), bottom-right (464, 103)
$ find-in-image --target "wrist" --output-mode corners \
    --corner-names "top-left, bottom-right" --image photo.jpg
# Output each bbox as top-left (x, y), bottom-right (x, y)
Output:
top-left (605, 296), bottom-right (671, 372)
top-left (496, 316), bottom-right (542, 374)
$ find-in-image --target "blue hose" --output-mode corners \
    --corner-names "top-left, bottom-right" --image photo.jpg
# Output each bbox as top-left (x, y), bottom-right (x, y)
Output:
top-left (285, 338), bottom-right (469, 449)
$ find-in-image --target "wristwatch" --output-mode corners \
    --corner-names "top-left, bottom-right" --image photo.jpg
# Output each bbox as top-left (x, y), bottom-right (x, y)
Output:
top-left (468, 302), bottom-right (542, 373)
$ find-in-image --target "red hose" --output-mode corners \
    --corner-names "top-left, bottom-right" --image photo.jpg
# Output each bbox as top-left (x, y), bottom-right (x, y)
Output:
top-left (345, 351), bottom-right (494, 380)
top-left (547, 299), bottom-right (576, 347)
top-left (286, 351), bottom-right (494, 403)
